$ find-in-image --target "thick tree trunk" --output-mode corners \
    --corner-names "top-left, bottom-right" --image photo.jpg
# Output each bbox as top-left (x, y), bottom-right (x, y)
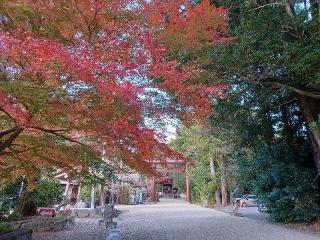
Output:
top-left (281, 104), bottom-right (294, 147)
top-left (98, 184), bottom-right (105, 206)
top-left (209, 158), bottom-right (221, 206)
top-left (299, 96), bottom-right (320, 172)
top-left (310, 0), bottom-right (319, 21)
top-left (221, 156), bottom-right (228, 207)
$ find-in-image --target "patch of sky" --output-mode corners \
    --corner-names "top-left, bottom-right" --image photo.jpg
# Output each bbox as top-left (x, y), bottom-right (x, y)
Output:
top-left (0, 64), bottom-right (21, 78)
top-left (294, 0), bottom-right (312, 20)
top-left (126, 0), bottom-right (144, 10)
top-left (0, 15), bottom-right (8, 24)
top-left (62, 80), bottom-right (93, 95)
top-left (179, 5), bottom-right (186, 13)
top-left (144, 115), bottom-right (181, 143)
top-left (75, 32), bottom-right (83, 40)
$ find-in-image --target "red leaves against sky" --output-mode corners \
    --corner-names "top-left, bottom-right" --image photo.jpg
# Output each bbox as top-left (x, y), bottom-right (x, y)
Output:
top-left (0, 0), bottom-right (230, 176)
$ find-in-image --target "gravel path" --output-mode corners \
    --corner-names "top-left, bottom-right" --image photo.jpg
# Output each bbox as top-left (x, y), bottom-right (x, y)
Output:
top-left (114, 198), bottom-right (320, 240)
top-left (33, 218), bottom-right (109, 240)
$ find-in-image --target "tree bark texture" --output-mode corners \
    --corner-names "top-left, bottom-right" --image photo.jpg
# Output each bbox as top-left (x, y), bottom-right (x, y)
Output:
top-left (299, 96), bottom-right (320, 173)
top-left (210, 158), bottom-right (221, 206)
top-left (220, 156), bottom-right (228, 206)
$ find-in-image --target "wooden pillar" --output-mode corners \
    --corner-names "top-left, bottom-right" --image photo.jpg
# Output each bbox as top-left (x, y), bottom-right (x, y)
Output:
top-left (90, 186), bottom-right (95, 209)
top-left (99, 184), bottom-right (105, 206)
top-left (149, 176), bottom-right (157, 202)
top-left (186, 164), bottom-right (191, 203)
top-left (76, 183), bottom-right (82, 202)
top-left (116, 183), bottom-right (121, 205)
top-left (161, 184), bottom-right (164, 197)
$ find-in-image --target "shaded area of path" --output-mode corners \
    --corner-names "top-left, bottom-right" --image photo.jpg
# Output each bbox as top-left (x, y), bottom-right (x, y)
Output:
top-left (114, 198), bottom-right (320, 240)
top-left (215, 206), bottom-right (269, 221)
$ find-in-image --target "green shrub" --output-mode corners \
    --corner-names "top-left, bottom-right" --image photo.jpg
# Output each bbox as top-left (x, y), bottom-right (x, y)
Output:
top-left (0, 222), bottom-right (13, 235)
top-left (31, 179), bottom-right (63, 207)
top-left (189, 162), bottom-right (217, 203)
top-left (80, 185), bottom-right (92, 202)
top-left (239, 143), bottom-right (320, 223)
top-left (0, 181), bottom-right (21, 221)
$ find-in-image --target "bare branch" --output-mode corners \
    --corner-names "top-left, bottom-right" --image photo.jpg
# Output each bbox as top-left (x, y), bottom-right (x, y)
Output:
top-left (0, 127), bottom-right (18, 138)
top-left (0, 127), bottom-right (24, 152)
top-left (263, 82), bottom-right (320, 99)
top-left (249, 2), bottom-right (284, 11)
top-left (29, 126), bottom-right (91, 148)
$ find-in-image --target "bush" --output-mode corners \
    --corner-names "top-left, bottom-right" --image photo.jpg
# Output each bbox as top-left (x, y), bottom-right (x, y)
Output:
top-left (189, 162), bottom-right (217, 203)
top-left (80, 185), bottom-right (92, 202)
top-left (238, 143), bottom-right (320, 223)
top-left (31, 179), bottom-right (63, 207)
top-left (0, 181), bottom-right (21, 221)
top-left (0, 222), bottom-right (13, 234)
top-left (0, 178), bottom-right (63, 220)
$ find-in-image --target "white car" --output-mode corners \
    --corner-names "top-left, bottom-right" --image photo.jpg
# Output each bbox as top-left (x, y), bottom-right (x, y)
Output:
top-left (240, 195), bottom-right (257, 207)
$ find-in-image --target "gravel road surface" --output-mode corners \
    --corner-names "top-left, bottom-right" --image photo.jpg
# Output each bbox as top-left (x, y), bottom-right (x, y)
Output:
top-left (33, 218), bottom-right (109, 240)
top-left (113, 198), bottom-right (320, 240)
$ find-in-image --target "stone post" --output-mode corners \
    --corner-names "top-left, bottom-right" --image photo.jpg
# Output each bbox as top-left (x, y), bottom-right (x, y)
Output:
top-left (99, 184), bottom-right (105, 206)
top-left (76, 183), bottom-right (82, 202)
top-left (64, 182), bottom-right (70, 197)
top-left (90, 186), bottom-right (95, 209)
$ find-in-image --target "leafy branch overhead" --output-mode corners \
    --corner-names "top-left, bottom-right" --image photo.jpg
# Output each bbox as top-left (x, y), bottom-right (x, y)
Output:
top-left (0, 0), bottom-right (230, 182)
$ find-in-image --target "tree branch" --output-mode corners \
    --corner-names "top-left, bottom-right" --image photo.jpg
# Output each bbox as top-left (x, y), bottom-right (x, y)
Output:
top-left (0, 107), bottom-right (16, 122)
top-left (263, 81), bottom-right (320, 99)
top-left (0, 127), bottom-right (18, 138)
top-left (29, 126), bottom-right (91, 148)
top-left (0, 127), bottom-right (24, 152)
top-left (249, 2), bottom-right (284, 11)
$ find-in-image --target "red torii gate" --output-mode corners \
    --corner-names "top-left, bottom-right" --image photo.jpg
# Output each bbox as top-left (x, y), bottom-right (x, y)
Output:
top-left (146, 158), bottom-right (194, 203)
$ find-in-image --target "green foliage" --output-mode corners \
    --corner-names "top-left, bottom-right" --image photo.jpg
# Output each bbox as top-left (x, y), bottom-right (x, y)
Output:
top-left (172, 173), bottom-right (186, 193)
top-left (0, 178), bottom-right (62, 220)
top-left (239, 143), bottom-right (319, 223)
top-left (80, 185), bottom-right (92, 202)
top-left (0, 180), bottom-right (21, 221)
top-left (310, 115), bottom-right (320, 130)
top-left (0, 222), bottom-right (13, 234)
top-left (170, 125), bottom-right (227, 203)
top-left (31, 179), bottom-right (63, 207)
top-left (189, 162), bottom-right (217, 202)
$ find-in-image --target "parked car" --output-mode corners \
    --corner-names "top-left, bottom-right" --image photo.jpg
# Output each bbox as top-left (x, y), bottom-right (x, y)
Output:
top-left (232, 194), bottom-right (244, 204)
top-left (239, 195), bottom-right (257, 207)
top-left (232, 194), bottom-right (250, 205)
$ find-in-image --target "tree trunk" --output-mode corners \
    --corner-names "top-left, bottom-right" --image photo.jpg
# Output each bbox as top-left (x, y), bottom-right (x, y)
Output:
top-left (16, 180), bottom-right (27, 220)
top-left (209, 158), bottom-right (221, 206)
top-left (221, 156), bottom-right (228, 206)
top-left (98, 184), bottom-right (105, 206)
top-left (281, 104), bottom-right (294, 147)
top-left (299, 96), bottom-right (320, 173)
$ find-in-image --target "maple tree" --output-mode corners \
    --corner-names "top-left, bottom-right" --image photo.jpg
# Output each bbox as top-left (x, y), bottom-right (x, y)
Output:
top-left (0, 0), bottom-right (230, 183)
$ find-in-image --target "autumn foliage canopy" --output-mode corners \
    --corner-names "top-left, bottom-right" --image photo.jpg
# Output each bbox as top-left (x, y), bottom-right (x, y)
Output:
top-left (0, 0), bottom-right (230, 183)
